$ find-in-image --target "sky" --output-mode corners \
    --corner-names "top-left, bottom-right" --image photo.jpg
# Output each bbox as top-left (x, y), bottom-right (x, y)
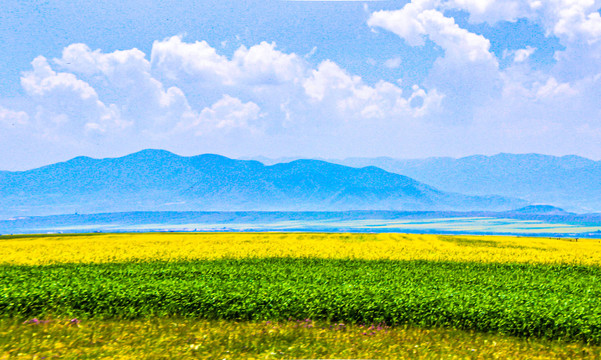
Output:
top-left (1, 0), bottom-right (601, 170)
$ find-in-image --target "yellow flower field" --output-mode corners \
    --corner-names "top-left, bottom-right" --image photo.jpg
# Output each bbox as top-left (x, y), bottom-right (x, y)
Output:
top-left (1, 232), bottom-right (599, 265)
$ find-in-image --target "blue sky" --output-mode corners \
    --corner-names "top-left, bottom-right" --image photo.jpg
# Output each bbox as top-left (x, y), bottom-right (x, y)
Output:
top-left (1, 0), bottom-right (601, 170)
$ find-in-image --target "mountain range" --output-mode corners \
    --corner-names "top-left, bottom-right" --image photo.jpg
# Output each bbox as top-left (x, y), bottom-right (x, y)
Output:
top-left (330, 154), bottom-right (601, 212)
top-left (0, 150), bottom-right (525, 219)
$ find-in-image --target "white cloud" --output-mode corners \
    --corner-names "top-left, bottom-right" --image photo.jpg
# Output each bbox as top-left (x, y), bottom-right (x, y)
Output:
top-left (368, 0), bottom-right (433, 47)
top-left (441, 0), bottom-right (601, 72)
top-left (12, 36), bottom-right (444, 154)
top-left (151, 36), bottom-right (235, 84)
top-left (369, 3), bottom-right (496, 65)
top-left (18, 23), bottom-right (601, 165)
top-left (367, 0), bottom-right (601, 127)
top-left (23, 56), bottom-right (98, 99)
top-left (445, 0), bottom-right (533, 23)
top-left (232, 42), bottom-right (306, 86)
top-left (547, 0), bottom-right (601, 43)
top-left (383, 57), bottom-right (402, 69)
top-left (305, 46), bottom-right (317, 59)
top-left (150, 35), bottom-right (438, 124)
top-left (370, 0), bottom-right (601, 81)
top-left (422, 9), bottom-right (496, 64)
top-left (190, 95), bottom-right (262, 134)
top-left (513, 46), bottom-right (536, 63)
top-left (0, 106), bottom-right (29, 127)
top-left (503, 46), bottom-right (537, 63)
top-left (303, 60), bottom-right (442, 119)
top-left (534, 77), bottom-right (578, 99)
top-left (370, 2), bottom-right (504, 123)
top-left (54, 43), bottom-right (196, 136)
top-left (21, 56), bottom-right (122, 134)
top-left (442, 0), bottom-right (601, 41)
top-left (151, 36), bottom-right (307, 88)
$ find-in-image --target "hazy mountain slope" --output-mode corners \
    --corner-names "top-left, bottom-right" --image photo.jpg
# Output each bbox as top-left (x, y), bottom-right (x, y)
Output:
top-left (0, 150), bottom-right (525, 218)
top-left (509, 205), bottom-right (570, 215)
top-left (334, 153), bottom-right (601, 212)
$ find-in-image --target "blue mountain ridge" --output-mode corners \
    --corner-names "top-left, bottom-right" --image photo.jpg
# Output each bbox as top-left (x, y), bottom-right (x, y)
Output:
top-left (0, 149), bottom-right (526, 218)
top-left (333, 153), bottom-right (601, 212)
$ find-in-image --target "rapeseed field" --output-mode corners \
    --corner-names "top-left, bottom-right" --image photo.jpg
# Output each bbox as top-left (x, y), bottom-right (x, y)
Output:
top-left (0, 232), bottom-right (599, 265)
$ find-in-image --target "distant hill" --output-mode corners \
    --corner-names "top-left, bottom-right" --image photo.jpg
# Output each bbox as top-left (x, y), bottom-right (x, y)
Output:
top-left (509, 205), bottom-right (570, 215)
top-left (331, 153), bottom-right (601, 212)
top-left (0, 150), bottom-right (525, 218)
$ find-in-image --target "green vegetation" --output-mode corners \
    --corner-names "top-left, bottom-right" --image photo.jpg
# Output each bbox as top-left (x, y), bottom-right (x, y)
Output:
top-left (2, 258), bottom-right (601, 344)
top-left (3, 318), bottom-right (600, 359)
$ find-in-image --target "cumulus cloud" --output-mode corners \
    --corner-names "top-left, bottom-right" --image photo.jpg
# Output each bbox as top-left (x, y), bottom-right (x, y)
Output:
top-left (369, 1), bottom-right (500, 120)
top-left (23, 56), bottom-right (99, 100)
top-left (186, 95), bottom-right (262, 134)
top-left (546, 0), bottom-right (601, 43)
top-left (423, 10), bottom-right (496, 64)
top-left (150, 36), bottom-right (308, 94)
top-left (443, 0), bottom-right (601, 43)
top-left (501, 69), bottom-right (578, 102)
top-left (9, 35), bottom-right (441, 158)
top-left (21, 56), bottom-right (122, 134)
top-left (441, 0), bottom-right (601, 78)
top-left (54, 43), bottom-right (195, 135)
top-left (511, 46), bottom-right (536, 63)
top-left (368, 0), bottom-right (433, 47)
top-left (444, 0), bottom-right (534, 23)
top-left (150, 35), bottom-right (439, 124)
top-left (151, 36), bottom-right (234, 84)
top-left (10, 0), bottom-right (600, 166)
top-left (534, 77), bottom-right (578, 99)
top-left (369, 0), bottom-right (601, 121)
top-left (369, 0), bottom-right (601, 72)
top-left (369, 1), bottom-right (495, 65)
top-left (0, 106), bottom-right (29, 127)
top-left (232, 42), bottom-right (307, 86)
top-left (304, 60), bottom-right (442, 119)
top-left (383, 57), bottom-right (402, 69)
top-left (5, 1), bottom-right (601, 170)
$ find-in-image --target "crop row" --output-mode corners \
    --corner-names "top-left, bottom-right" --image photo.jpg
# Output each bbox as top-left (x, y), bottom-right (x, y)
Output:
top-left (2, 258), bottom-right (601, 343)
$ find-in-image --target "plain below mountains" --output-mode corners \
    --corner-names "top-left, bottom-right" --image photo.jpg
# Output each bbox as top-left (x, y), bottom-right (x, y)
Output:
top-left (0, 150), bottom-right (526, 219)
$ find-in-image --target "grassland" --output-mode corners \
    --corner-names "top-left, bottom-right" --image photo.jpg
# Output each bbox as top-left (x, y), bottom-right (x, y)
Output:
top-left (2, 232), bottom-right (601, 358)
top-left (3, 318), bottom-right (600, 359)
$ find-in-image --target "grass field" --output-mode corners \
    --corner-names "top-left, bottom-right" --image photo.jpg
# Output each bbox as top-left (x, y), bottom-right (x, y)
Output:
top-left (3, 318), bottom-right (600, 359)
top-left (2, 232), bottom-right (601, 358)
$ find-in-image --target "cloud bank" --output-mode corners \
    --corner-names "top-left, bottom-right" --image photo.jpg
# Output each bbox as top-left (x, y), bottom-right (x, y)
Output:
top-left (1, 0), bottom-right (601, 169)
top-left (2, 35), bottom-right (442, 167)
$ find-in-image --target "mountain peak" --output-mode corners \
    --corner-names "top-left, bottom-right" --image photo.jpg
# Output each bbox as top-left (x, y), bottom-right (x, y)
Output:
top-left (124, 149), bottom-right (179, 160)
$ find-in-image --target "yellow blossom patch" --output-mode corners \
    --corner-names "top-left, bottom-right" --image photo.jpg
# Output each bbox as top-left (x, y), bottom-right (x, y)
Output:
top-left (1, 232), bottom-right (599, 266)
